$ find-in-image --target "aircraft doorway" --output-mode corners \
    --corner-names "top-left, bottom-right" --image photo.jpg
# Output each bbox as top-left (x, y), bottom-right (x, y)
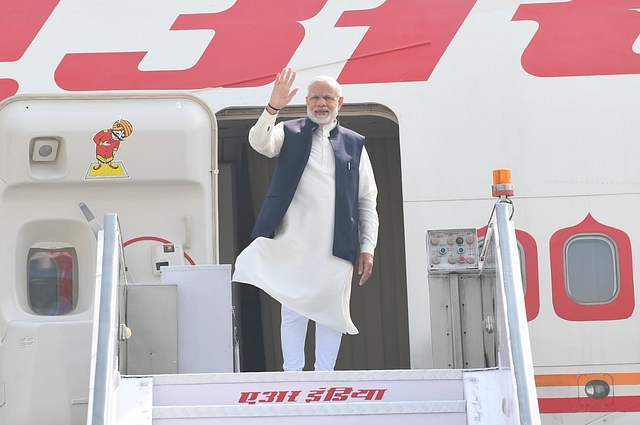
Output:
top-left (217, 105), bottom-right (409, 371)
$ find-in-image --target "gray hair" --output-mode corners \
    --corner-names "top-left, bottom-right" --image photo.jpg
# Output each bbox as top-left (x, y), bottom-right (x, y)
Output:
top-left (307, 75), bottom-right (342, 96)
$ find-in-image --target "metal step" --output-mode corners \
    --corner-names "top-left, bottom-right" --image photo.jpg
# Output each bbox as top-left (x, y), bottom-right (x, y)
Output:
top-left (116, 369), bottom-right (504, 424)
top-left (152, 401), bottom-right (466, 424)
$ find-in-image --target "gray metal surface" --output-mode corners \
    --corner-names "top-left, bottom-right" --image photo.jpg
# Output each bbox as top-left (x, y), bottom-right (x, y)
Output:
top-left (494, 202), bottom-right (541, 424)
top-left (150, 368), bottom-right (463, 385)
top-left (125, 283), bottom-right (178, 374)
top-left (89, 213), bottom-right (122, 424)
top-left (152, 400), bottom-right (466, 418)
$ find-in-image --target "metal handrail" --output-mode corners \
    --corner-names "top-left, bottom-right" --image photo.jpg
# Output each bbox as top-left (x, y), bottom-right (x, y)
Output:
top-left (492, 201), bottom-right (541, 424)
top-left (87, 213), bottom-right (123, 425)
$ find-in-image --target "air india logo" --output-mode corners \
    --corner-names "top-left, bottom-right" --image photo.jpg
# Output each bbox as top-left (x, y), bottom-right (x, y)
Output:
top-left (86, 118), bottom-right (134, 179)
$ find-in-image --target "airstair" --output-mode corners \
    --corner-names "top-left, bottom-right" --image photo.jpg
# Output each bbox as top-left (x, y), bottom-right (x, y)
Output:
top-left (87, 170), bottom-right (541, 425)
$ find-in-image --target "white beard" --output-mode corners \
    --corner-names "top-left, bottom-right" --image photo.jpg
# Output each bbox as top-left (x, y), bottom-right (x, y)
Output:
top-left (307, 106), bottom-right (337, 125)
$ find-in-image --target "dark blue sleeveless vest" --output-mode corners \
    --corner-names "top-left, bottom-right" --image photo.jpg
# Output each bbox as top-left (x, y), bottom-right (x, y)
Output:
top-left (251, 117), bottom-right (364, 264)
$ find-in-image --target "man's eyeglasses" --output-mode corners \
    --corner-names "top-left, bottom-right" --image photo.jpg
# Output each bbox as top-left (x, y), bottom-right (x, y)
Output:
top-left (308, 94), bottom-right (338, 104)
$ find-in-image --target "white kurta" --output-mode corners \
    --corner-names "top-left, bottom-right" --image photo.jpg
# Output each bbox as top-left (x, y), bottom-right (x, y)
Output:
top-left (232, 110), bottom-right (378, 335)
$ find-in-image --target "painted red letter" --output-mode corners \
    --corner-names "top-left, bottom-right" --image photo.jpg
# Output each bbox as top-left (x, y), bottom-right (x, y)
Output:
top-left (513, 0), bottom-right (640, 77)
top-left (336, 0), bottom-right (476, 84)
top-left (0, 0), bottom-right (59, 100)
top-left (0, 79), bottom-right (18, 102)
top-left (55, 0), bottom-right (326, 91)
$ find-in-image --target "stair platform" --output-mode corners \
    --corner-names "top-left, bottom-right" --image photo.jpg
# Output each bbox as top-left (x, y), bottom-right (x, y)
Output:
top-left (116, 368), bottom-right (504, 424)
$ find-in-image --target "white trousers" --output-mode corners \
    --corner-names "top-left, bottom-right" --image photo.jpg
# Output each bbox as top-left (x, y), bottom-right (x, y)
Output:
top-left (280, 304), bottom-right (343, 371)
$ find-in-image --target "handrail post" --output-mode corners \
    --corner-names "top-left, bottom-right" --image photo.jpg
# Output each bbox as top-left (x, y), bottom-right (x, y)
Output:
top-left (494, 201), bottom-right (540, 424)
top-left (87, 213), bottom-right (122, 425)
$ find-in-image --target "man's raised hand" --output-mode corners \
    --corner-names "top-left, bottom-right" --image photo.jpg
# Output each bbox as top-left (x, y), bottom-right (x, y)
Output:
top-left (269, 68), bottom-right (299, 111)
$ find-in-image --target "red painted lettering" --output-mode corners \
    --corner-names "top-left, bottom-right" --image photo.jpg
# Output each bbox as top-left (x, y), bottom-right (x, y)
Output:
top-left (239, 390), bottom-right (301, 404)
top-left (238, 391), bottom-right (261, 405)
top-left (336, 0), bottom-right (476, 84)
top-left (259, 391), bottom-right (276, 403)
top-left (0, 0), bottom-right (59, 101)
top-left (351, 388), bottom-right (386, 401)
top-left (324, 386), bottom-right (353, 401)
top-left (305, 387), bottom-right (326, 403)
top-left (54, 0), bottom-right (326, 91)
top-left (240, 387), bottom-right (386, 404)
top-left (0, 79), bottom-right (19, 101)
top-left (513, 0), bottom-right (640, 77)
top-left (286, 390), bottom-right (301, 402)
top-left (0, 0), bottom-right (59, 62)
top-left (260, 391), bottom-right (289, 403)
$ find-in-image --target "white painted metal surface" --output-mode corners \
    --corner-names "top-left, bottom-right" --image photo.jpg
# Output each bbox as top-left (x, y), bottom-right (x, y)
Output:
top-left (152, 402), bottom-right (467, 424)
top-left (151, 369), bottom-right (464, 406)
top-left (116, 377), bottom-right (153, 425)
top-left (112, 368), bottom-right (526, 424)
top-left (117, 369), bottom-right (481, 424)
top-left (160, 264), bottom-right (234, 373)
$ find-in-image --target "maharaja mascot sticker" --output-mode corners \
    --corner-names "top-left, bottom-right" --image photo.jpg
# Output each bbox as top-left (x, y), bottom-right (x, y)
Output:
top-left (86, 118), bottom-right (134, 179)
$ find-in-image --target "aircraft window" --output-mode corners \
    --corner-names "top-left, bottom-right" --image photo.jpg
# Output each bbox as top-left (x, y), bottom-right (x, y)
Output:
top-left (27, 247), bottom-right (78, 315)
top-left (565, 236), bottom-right (617, 304)
top-left (550, 214), bottom-right (633, 321)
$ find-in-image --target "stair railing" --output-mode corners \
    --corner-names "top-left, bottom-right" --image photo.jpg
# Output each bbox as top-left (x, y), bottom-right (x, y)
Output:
top-left (86, 213), bottom-right (125, 425)
top-left (487, 199), bottom-right (541, 425)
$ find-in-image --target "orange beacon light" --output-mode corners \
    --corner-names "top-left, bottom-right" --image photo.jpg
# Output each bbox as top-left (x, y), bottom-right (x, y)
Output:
top-left (492, 168), bottom-right (514, 198)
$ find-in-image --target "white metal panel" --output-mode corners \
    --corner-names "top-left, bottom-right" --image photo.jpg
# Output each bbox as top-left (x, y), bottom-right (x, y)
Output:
top-left (152, 402), bottom-right (467, 424)
top-left (116, 377), bottom-right (153, 425)
top-left (152, 369), bottom-right (463, 407)
top-left (150, 369), bottom-right (468, 424)
top-left (160, 264), bottom-right (233, 373)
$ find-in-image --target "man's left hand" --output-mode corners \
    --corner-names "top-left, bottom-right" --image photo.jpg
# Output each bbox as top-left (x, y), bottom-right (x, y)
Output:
top-left (358, 253), bottom-right (374, 286)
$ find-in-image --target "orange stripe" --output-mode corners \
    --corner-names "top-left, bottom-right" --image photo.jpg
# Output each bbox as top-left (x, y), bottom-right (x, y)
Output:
top-left (535, 374), bottom-right (577, 387)
top-left (536, 372), bottom-right (640, 387)
top-left (613, 373), bottom-right (640, 385)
